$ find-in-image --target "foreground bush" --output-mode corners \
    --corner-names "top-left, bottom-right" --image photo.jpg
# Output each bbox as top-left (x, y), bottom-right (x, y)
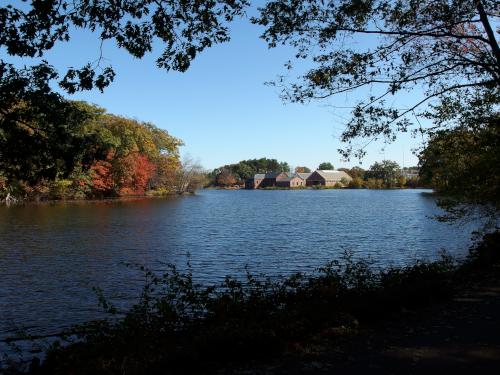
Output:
top-left (12, 232), bottom-right (500, 374)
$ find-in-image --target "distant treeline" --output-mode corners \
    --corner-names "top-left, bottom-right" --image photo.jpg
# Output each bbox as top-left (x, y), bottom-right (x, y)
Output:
top-left (339, 162), bottom-right (421, 189)
top-left (208, 159), bottom-right (422, 189)
top-left (207, 158), bottom-right (291, 186)
top-left (0, 101), bottom-right (204, 203)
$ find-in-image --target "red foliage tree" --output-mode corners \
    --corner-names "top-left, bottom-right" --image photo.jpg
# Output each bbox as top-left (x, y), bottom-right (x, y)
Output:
top-left (115, 153), bottom-right (156, 195)
top-left (90, 151), bottom-right (115, 194)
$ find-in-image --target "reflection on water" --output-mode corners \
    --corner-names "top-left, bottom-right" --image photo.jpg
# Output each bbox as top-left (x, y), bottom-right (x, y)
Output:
top-left (0, 189), bottom-right (476, 351)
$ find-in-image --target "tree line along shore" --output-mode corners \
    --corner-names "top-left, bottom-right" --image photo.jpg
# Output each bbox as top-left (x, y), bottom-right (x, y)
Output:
top-left (0, 100), bottom-right (427, 206)
top-left (207, 159), bottom-right (422, 190)
top-left (0, 101), bottom-right (206, 205)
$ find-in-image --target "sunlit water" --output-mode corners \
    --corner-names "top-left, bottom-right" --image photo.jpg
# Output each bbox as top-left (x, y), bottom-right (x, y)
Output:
top-left (0, 189), bottom-right (478, 357)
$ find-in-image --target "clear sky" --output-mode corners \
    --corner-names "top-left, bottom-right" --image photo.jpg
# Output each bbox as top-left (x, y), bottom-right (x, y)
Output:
top-left (17, 10), bottom-right (424, 171)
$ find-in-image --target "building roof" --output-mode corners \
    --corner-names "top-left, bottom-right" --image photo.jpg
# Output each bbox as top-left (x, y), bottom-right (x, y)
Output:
top-left (264, 171), bottom-right (286, 179)
top-left (312, 170), bottom-right (352, 181)
top-left (254, 173), bottom-right (266, 179)
top-left (296, 172), bottom-right (312, 180)
top-left (277, 174), bottom-right (303, 182)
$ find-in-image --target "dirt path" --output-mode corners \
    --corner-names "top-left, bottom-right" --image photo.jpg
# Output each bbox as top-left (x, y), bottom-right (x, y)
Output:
top-left (226, 271), bottom-right (500, 375)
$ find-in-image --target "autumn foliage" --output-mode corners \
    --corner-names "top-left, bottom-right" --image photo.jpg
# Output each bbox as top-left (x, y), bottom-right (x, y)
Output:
top-left (0, 101), bottom-right (184, 201)
top-left (115, 153), bottom-right (157, 196)
top-left (90, 151), bottom-right (115, 193)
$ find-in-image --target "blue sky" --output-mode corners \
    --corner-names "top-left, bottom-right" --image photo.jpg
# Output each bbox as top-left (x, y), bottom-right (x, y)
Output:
top-left (15, 10), bottom-right (423, 170)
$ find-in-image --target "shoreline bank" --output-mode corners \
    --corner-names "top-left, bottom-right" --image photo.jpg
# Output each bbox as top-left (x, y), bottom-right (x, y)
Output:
top-left (3, 231), bottom-right (498, 374)
top-left (0, 192), bottom-right (196, 207)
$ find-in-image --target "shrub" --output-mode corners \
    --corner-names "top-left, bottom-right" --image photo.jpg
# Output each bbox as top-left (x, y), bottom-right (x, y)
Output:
top-left (14, 233), bottom-right (500, 374)
top-left (348, 177), bottom-right (364, 189)
top-left (146, 188), bottom-right (171, 196)
top-left (49, 179), bottom-right (73, 200)
top-left (365, 178), bottom-right (384, 189)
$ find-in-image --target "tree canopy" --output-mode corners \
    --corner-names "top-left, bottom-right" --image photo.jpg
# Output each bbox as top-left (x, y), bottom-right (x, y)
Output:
top-left (254, 0), bottom-right (500, 159)
top-left (295, 166), bottom-right (311, 173)
top-left (0, 0), bottom-right (248, 125)
top-left (419, 115), bottom-right (499, 220)
top-left (1, 0), bottom-right (248, 87)
top-left (1, 1), bottom-right (242, 198)
top-left (318, 162), bottom-right (334, 170)
top-left (209, 158), bottom-right (291, 186)
top-left (0, 101), bottom-right (184, 200)
top-left (365, 160), bottom-right (401, 188)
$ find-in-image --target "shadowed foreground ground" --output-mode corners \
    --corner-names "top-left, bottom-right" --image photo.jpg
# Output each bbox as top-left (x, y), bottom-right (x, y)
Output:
top-left (226, 271), bottom-right (500, 374)
top-left (8, 233), bottom-right (499, 375)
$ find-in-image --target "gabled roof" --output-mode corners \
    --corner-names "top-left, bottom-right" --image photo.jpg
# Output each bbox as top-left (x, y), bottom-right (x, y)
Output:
top-left (311, 170), bottom-right (352, 181)
top-left (296, 172), bottom-right (312, 180)
top-left (278, 174), bottom-right (303, 182)
top-left (264, 171), bottom-right (285, 179)
top-left (254, 173), bottom-right (266, 179)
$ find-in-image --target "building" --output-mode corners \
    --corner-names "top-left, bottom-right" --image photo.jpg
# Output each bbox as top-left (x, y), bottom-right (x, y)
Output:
top-left (261, 172), bottom-right (288, 187)
top-left (296, 172), bottom-right (312, 181)
top-left (306, 170), bottom-right (352, 187)
top-left (246, 170), bottom-right (352, 189)
top-left (276, 173), bottom-right (307, 188)
top-left (245, 172), bottom-right (289, 189)
top-left (245, 173), bottom-right (265, 189)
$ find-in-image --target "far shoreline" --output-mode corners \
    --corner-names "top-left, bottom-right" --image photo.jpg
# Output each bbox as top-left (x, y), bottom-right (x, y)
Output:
top-left (0, 187), bottom-right (437, 207)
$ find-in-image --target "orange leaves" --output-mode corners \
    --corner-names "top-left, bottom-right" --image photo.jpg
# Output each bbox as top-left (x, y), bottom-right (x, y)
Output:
top-left (114, 152), bottom-right (157, 196)
top-left (88, 147), bottom-right (181, 197)
top-left (90, 159), bottom-right (114, 193)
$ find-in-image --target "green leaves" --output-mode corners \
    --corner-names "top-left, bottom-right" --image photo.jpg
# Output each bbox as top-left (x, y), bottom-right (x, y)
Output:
top-left (60, 64), bottom-right (116, 94)
top-left (418, 117), bottom-right (500, 221)
top-left (1, 0), bottom-right (249, 125)
top-left (0, 100), bottom-right (183, 199)
top-left (254, 0), bottom-right (500, 160)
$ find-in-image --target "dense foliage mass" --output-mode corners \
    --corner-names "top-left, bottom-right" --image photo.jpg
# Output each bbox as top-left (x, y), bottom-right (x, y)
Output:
top-left (419, 114), bottom-right (500, 221)
top-left (0, 1), bottom-right (244, 201)
top-left (0, 101), bottom-right (204, 201)
top-left (318, 162), bottom-right (334, 170)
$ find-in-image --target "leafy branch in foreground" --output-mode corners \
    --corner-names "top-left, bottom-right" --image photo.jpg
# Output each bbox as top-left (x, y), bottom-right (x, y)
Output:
top-left (253, 0), bottom-right (500, 159)
top-left (1, 0), bottom-right (248, 92)
top-left (0, 0), bottom-right (248, 129)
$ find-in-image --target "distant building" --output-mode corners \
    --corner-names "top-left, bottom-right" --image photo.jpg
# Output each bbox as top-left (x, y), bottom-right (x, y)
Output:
top-left (246, 170), bottom-right (352, 189)
top-left (276, 173), bottom-right (307, 188)
top-left (296, 172), bottom-right (312, 181)
top-left (245, 172), bottom-right (289, 189)
top-left (245, 173), bottom-right (265, 189)
top-left (306, 170), bottom-right (352, 187)
top-left (261, 172), bottom-right (288, 187)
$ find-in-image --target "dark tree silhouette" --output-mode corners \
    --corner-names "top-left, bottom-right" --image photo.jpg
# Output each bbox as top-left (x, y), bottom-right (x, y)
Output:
top-left (0, 0), bottom-right (248, 125)
top-left (318, 162), bottom-right (334, 170)
top-left (254, 0), bottom-right (500, 159)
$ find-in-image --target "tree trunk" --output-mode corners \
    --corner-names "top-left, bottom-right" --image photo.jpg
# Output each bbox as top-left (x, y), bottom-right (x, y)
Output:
top-left (475, 0), bottom-right (500, 73)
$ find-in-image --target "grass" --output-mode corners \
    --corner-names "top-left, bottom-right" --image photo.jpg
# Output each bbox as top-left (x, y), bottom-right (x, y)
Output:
top-left (6, 231), bottom-right (500, 375)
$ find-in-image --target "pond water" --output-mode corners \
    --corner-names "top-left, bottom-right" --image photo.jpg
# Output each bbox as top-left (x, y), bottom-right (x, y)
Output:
top-left (0, 189), bottom-right (477, 355)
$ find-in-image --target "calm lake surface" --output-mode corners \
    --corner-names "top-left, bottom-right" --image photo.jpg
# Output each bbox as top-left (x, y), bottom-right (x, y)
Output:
top-left (0, 189), bottom-right (477, 354)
